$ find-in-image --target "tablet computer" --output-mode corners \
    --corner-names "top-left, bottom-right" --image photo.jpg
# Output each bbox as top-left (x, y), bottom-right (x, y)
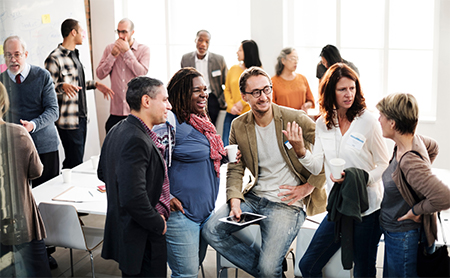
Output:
top-left (219, 212), bottom-right (267, 226)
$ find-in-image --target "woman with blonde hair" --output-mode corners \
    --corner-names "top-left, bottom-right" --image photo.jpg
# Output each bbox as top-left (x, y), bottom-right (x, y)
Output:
top-left (376, 93), bottom-right (450, 277)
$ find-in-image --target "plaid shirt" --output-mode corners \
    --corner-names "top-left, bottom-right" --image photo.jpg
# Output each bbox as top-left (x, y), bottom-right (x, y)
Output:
top-left (130, 114), bottom-right (171, 219)
top-left (45, 44), bottom-right (96, 129)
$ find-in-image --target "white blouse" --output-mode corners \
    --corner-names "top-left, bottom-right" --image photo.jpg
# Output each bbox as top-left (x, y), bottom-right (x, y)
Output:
top-left (300, 110), bottom-right (389, 216)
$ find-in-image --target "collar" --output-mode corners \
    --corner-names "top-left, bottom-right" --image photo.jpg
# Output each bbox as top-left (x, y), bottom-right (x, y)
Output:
top-left (58, 43), bottom-right (78, 56)
top-left (195, 51), bottom-right (209, 63)
top-left (7, 63), bottom-right (31, 82)
top-left (130, 39), bottom-right (138, 50)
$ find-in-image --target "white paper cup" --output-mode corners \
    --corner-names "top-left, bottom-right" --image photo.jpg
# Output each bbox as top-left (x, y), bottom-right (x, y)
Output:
top-left (329, 158), bottom-right (346, 179)
top-left (62, 169), bottom-right (72, 183)
top-left (91, 155), bottom-right (99, 170)
top-left (225, 145), bottom-right (238, 163)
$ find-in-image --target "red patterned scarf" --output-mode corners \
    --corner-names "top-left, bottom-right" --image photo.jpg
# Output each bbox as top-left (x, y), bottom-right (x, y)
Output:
top-left (188, 113), bottom-right (226, 177)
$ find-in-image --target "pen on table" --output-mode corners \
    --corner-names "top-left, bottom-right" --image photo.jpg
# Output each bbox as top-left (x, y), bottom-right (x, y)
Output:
top-left (88, 191), bottom-right (94, 197)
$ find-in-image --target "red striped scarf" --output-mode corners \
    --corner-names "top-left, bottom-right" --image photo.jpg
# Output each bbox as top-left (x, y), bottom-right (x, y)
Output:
top-left (188, 114), bottom-right (226, 177)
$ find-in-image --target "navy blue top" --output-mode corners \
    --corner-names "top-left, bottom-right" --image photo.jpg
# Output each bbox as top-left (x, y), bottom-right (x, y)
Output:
top-left (0, 65), bottom-right (59, 154)
top-left (169, 116), bottom-right (220, 223)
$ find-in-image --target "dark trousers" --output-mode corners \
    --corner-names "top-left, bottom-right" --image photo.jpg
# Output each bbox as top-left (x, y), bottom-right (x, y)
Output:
top-left (207, 94), bottom-right (220, 126)
top-left (32, 151), bottom-right (59, 188)
top-left (105, 114), bottom-right (127, 134)
top-left (122, 234), bottom-right (167, 277)
top-left (57, 117), bottom-right (87, 169)
top-left (0, 239), bottom-right (51, 277)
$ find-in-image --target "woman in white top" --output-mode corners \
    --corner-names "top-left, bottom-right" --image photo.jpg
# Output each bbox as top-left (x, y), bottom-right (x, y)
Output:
top-left (292, 63), bottom-right (389, 277)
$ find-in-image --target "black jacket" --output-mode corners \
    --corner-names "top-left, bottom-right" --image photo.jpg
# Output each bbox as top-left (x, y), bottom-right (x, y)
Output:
top-left (98, 115), bottom-right (166, 275)
top-left (327, 167), bottom-right (369, 270)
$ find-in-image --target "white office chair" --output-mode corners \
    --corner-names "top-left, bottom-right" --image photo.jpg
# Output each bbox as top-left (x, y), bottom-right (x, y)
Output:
top-left (294, 217), bottom-right (352, 278)
top-left (38, 202), bottom-right (104, 278)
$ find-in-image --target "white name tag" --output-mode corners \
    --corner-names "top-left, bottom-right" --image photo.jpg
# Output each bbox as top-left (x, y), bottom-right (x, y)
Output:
top-left (212, 70), bottom-right (221, 77)
top-left (347, 132), bottom-right (365, 150)
top-left (284, 140), bottom-right (293, 150)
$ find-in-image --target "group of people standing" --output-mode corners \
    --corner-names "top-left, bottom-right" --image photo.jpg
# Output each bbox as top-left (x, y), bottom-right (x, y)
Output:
top-left (97, 25), bottom-right (450, 278)
top-left (1, 15), bottom-right (450, 278)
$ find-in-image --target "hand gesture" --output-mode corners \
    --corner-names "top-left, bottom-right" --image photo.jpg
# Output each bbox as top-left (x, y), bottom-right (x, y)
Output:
top-left (170, 197), bottom-right (185, 214)
top-left (111, 44), bottom-right (120, 57)
top-left (115, 38), bottom-right (130, 53)
top-left (61, 83), bottom-right (81, 98)
top-left (229, 198), bottom-right (242, 220)
top-left (95, 81), bottom-right (115, 100)
top-left (282, 121), bottom-right (306, 158)
top-left (397, 209), bottom-right (422, 223)
top-left (278, 182), bottom-right (315, 205)
top-left (20, 119), bottom-right (33, 132)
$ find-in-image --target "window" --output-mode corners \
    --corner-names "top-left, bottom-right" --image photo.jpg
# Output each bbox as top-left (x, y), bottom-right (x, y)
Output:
top-left (292, 0), bottom-right (437, 119)
top-left (126, 0), bottom-right (250, 84)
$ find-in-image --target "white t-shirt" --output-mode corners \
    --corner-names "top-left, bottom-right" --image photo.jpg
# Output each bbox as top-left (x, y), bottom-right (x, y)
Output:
top-left (251, 119), bottom-right (303, 207)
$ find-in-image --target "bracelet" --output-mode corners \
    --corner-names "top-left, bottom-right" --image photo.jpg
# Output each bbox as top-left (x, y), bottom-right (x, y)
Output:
top-left (411, 205), bottom-right (419, 216)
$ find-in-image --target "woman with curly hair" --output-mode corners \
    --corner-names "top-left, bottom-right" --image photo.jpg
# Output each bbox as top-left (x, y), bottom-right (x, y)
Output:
top-left (164, 67), bottom-right (227, 277)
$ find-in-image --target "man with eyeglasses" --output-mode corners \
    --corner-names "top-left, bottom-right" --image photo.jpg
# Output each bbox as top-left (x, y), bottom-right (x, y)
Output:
top-left (45, 18), bottom-right (114, 170)
top-left (96, 18), bottom-right (150, 133)
top-left (181, 30), bottom-right (227, 126)
top-left (0, 36), bottom-right (60, 188)
top-left (203, 67), bottom-right (326, 277)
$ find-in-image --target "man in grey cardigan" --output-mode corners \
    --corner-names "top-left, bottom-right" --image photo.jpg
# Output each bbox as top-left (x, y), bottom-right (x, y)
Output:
top-left (1, 36), bottom-right (59, 187)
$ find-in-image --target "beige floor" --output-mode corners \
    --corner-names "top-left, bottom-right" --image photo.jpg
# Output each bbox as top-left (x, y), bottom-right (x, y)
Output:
top-left (50, 213), bottom-right (294, 278)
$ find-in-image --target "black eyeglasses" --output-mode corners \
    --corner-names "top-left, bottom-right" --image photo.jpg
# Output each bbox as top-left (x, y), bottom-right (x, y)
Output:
top-left (244, 85), bottom-right (272, 98)
top-left (115, 29), bottom-right (129, 35)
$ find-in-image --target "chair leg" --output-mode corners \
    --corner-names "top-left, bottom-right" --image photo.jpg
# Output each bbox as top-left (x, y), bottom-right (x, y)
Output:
top-left (200, 263), bottom-right (205, 278)
top-left (89, 250), bottom-right (95, 278)
top-left (70, 248), bottom-right (74, 277)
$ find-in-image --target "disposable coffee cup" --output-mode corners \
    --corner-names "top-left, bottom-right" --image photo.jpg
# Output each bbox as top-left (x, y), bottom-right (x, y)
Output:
top-left (62, 169), bottom-right (72, 183)
top-left (225, 145), bottom-right (238, 163)
top-left (329, 158), bottom-right (346, 179)
top-left (91, 155), bottom-right (99, 170)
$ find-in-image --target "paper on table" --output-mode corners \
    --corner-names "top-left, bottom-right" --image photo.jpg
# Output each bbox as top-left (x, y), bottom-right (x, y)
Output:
top-left (52, 186), bottom-right (100, 203)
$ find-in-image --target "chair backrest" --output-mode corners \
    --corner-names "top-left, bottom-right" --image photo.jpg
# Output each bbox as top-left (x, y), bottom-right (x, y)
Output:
top-left (38, 202), bottom-right (88, 250)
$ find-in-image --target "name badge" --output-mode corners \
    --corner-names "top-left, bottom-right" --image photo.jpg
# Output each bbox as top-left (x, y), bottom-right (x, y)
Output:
top-left (284, 140), bottom-right (293, 150)
top-left (347, 132), bottom-right (365, 150)
top-left (212, 70), bottom-right (221, 77)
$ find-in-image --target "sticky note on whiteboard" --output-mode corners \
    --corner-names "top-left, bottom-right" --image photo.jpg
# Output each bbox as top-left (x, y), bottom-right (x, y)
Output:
top-left (42, 14), bottom-right (51, 24)
top-left (0, 45), bottom-right (3, 55)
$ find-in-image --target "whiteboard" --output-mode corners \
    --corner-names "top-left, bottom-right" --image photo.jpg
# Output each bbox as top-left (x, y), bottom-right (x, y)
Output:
top-left (0, 0), bottom-right (101, 163)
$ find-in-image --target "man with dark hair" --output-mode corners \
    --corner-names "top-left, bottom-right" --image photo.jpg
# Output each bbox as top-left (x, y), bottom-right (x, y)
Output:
top-left (1, 36), bottom-right (59, 187)
top-left (203, 67), bottom-right (326, 277)
top-left (45, 18), bottom-right (114, 169)
top-left (181, 30), bottom-right (227, 125)
top-left (98, 76), bottom-right (172, 277)
top-left (96, 18), bottom-right (150, 133)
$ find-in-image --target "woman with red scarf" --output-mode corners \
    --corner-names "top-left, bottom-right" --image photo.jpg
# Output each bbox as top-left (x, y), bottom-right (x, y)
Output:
top-left (165, 67), bottom-right (227, 277)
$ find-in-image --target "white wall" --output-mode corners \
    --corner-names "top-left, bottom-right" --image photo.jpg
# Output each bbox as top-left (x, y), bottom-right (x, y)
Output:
top-left (90, 0), bottom-right (450, 170)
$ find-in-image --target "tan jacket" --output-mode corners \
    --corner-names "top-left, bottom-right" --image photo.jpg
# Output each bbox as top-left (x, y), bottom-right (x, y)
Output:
top-left (0, 123), bottom-right (45, 245)
top-left (226, 104), bottom-right (327, 216)
top-left (392, 134), bottom-right (450, 246)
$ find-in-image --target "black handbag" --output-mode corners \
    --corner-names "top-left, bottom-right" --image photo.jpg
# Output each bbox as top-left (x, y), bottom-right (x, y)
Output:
top-left (416, 213), bottom-right (450, 278)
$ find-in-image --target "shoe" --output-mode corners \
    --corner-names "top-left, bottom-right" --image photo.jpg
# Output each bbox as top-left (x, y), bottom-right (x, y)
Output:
top-left (48, 255), bottom-right (58, 270)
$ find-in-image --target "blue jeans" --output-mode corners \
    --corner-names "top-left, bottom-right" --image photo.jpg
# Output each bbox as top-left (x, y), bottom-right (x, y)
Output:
top-left (382, 227), bottom-right (420, 278)
top-left (166, 211), bottom-right (209, 278)
top-left (299, 210), bottom-right (382, 278)
top-left (202, 192), bottom-right (305, 277)
top-left (222, 112), bottom-right (238, 146)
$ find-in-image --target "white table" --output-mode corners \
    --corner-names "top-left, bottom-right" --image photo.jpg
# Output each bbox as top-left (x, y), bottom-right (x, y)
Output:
top-left (32, 161), bottom-right (106, 215)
